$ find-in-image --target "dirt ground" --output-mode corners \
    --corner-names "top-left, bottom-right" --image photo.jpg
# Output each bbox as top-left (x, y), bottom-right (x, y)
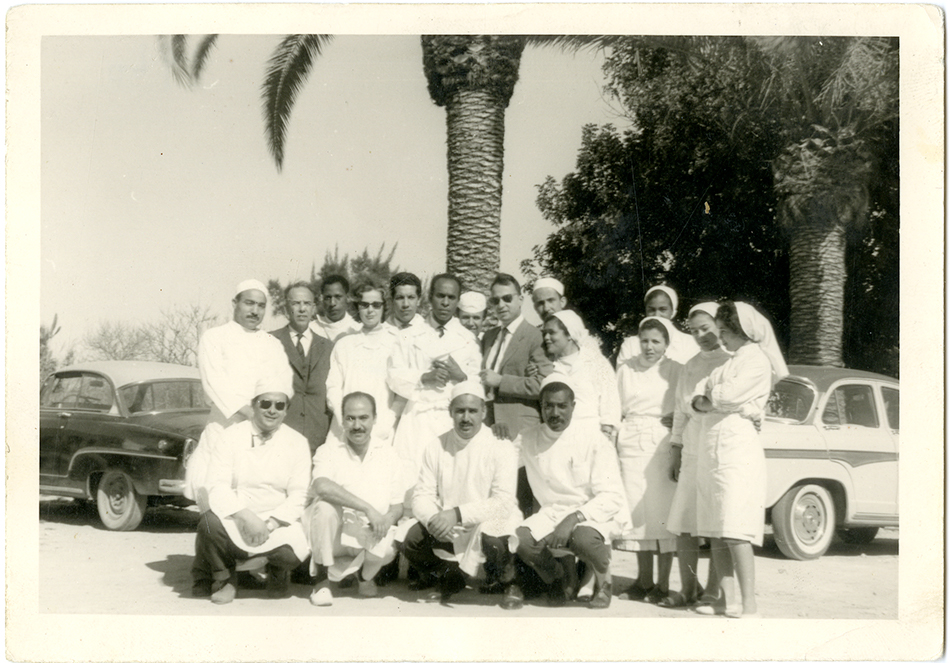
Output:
top-left (38, 497), bottom-right (897, 619)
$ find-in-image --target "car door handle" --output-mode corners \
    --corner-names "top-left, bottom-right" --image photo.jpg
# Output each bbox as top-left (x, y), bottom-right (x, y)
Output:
top-left (823, 425), bottom-right (839, 431)
top-left (58, 412), bottom-right (72, 419)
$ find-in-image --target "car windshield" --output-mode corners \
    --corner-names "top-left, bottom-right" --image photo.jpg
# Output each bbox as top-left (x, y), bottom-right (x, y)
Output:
top-left (117, 379), bottom-right (210, 414)
top-left (766, 379), bottom-right (815, 422)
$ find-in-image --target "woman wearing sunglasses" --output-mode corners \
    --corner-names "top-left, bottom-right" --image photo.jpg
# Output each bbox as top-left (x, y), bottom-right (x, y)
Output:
top-left (326, 282), bottom-right (400, 443)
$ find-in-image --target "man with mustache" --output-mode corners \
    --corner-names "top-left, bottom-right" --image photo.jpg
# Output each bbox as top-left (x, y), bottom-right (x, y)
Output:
top-left (192, 380), bottom-right (311, 604)
top-left (513, 374), bottom-right (630, 610)
top-left (186, 279), bottom-right (293, 512)
top-left (305, 392), bottom-right (404, 607)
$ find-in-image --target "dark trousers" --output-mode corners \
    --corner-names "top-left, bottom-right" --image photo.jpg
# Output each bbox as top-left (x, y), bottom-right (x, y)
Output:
top-left (192, 512), bottom-right (301, 586)
top-left (515, 525), bottom-right (610, 585)
top-left (402, 521), bottom-right (515, 585)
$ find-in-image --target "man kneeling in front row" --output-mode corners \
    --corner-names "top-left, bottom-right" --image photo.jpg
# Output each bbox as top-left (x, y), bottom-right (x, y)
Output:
top-left (305, 392), bottom-right (404, 607)
top-left (514, 374), bottom-right (630, 609)
top-left (402, 381), bottom-right (524, 609)
top-left (192, 381), bottom-right (312, 604)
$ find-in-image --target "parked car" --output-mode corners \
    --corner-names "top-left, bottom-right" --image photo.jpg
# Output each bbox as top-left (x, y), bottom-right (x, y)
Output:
top-left (40, 361), bottom-right (209, 531)
top-left (762, 365), bottom-right (899, 560)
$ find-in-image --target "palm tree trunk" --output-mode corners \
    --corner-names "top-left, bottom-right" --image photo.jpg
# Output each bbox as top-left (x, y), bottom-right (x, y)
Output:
top-left (783, 196), bottom-right (850, 367)
top-left (444, 88), bottom-right (506, 292)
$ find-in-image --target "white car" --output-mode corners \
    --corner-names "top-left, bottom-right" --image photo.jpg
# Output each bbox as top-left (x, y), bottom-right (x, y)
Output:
top-left (762, 365), bottom-right (899, 560)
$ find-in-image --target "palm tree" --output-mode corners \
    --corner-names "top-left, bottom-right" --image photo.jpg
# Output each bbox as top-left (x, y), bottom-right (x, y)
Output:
top-left (162, 34), bottom-right (616, 293)
top-left (754, 37), bottom-right (898, 366)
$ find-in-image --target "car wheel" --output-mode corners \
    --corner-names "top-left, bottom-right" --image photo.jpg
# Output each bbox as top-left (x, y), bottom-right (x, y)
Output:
top-left (96, 469), bottom-right (146, 531)
top-left (837, 526), bottom-right (879, 545)
top-left (772, 483), bottom-right (836, 560)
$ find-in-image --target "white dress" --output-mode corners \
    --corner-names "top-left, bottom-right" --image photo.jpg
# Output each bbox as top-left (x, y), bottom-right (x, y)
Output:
top-left (695, 343), bottom-right (772, 545)
top-left (614, 354), bottom-right (681, 552)
top-left (666, 347), bottom-right (731, 536)
top-left (617, 326), bottom-right (699, 365)
top-left (326, 324), bottom-right (399, 442)
top-left (552, 348), bottom-right (621, 431)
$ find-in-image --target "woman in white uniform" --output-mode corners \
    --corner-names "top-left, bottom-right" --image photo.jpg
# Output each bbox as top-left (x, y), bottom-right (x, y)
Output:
top-left (539, 310), bottom-right (620, 442)
top-left (661, 302), bottom-right (730, 609)
top-left (614, 317), bottom-right (682, 604)
top-left (616, 285), bottom-right (699, 365)
top-left (326, 282), bottom-right (399, 443)
top-left (692, 301), bottom-right (788, 618)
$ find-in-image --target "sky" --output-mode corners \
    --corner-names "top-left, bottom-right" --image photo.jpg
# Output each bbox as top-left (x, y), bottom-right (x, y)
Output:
top-left (41, 35), bottom-right (628, 353)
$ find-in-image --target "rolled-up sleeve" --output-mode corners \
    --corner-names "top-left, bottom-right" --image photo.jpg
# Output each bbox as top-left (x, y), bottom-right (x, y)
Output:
top-left (576, 440), bottom-right (626, 524)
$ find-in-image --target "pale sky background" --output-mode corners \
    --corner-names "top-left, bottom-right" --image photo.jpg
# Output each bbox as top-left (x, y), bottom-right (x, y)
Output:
top-left (41, 35), bottom-right (628, 353)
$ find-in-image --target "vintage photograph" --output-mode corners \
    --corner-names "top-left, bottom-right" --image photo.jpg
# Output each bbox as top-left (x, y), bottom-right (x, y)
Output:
top-left (8, 4), bottom-right (944, 662)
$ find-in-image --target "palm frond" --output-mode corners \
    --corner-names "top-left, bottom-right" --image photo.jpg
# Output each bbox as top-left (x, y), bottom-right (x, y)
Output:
top-left (524, 35), bottom-right (627, 52)
top-left (261, 34), bottom-right (333, 170)
top-left (192, 35), bottom-right (219, 80)
top-left (171, 35), bottom-right (191, 86)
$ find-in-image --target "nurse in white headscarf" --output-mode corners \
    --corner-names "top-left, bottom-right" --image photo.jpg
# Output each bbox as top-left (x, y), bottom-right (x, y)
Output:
top-left (540, 310), bottom-right (620, 441)
top-left (614, 316), bottom-right (683, 604)
top-left (617, 285), bottom-right (700, 365)
top-left (691, 300), bottom-right (787, 618)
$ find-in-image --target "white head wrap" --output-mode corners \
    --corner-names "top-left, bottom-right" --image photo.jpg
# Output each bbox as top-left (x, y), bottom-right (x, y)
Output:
top-left (533, 277), bottom-right (565, 296)
top-left (451, 379), bottom-right (486, 403)
top-left (254, 375), bottom-right (293, 400)
top-left (458, 291), bottom-right (487, 314)
top-left (638, 315), bottom-right (677, 346)
top-left (235, 279), bottom-right (269, 302)
top-left (540, 372), bottom-right (576, 395)
top-left (735, 302), bottom-right (789, 382)
top-left (644, 285), bottom-right (679, 316)
top-left (551, 310), bottom-right (587, 346)
top-left (688, 302), bottom-right (720, 320)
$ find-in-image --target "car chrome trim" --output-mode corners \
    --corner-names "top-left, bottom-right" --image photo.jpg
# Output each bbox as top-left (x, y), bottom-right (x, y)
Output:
top-left (851, 514), bottom-right (899, 523)
top-left (764, 449), bottom-right (829, 460)
top-left (67, 448), bottom-right (179, 473)
top-left (764, 448), bottom-right (897, 468)
top-left (39, 485), bottom-right (86, 495)
top-left (158, 479), bottom-right (186, 494)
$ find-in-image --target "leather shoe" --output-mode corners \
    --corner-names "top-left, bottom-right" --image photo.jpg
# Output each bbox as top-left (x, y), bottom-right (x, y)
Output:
top-left (589, 582), bottom-right (611, 610)
top-left (500, 585), bottom-right (524, 610)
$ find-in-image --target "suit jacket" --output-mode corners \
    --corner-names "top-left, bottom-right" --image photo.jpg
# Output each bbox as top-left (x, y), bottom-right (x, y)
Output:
top-left (271, 326), bottom-right (333, 454)
top-left (481, 318), bottom-right (553, 437)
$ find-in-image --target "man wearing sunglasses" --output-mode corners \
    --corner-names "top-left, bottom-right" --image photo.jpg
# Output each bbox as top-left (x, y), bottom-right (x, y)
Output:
top-left (186, 279), bottom-right (293, 512)
top-left (192, 381), bottom-right (312, 605)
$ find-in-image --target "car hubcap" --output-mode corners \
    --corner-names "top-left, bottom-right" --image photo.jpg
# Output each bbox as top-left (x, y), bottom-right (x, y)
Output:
top-left (792, 494), bottom-right (825, 544)
top-left (106, 477), bottom-right (127, 514)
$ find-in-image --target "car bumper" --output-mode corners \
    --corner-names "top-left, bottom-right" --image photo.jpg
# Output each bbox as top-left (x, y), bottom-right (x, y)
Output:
top-left (158, 479), bottom-right (187, 495)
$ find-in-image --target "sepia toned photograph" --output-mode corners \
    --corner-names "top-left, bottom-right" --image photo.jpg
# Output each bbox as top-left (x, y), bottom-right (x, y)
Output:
top-left (8, 3), bottom-right (944, 662)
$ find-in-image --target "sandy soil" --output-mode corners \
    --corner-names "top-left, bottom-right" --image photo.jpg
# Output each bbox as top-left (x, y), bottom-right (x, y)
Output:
top-left (38, 497), bottom-right (897, 618)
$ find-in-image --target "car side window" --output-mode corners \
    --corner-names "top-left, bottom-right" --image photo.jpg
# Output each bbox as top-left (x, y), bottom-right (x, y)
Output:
top-left (41, 374), bottom-right (83, 408)
top-left (77, 375), bottom-right (114, 412)
top-left (823, 384), bottom-right (878, 428)
top-left (881, 387), bottom-right (899, 431)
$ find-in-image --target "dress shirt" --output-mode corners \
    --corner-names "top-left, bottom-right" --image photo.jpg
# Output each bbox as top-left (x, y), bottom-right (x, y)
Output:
top-left (486, 315), bottom-right (524, 372)
top-left (310, 314), bottom-right (362, 343)
top-left (311, 434), bottom-right (405, 515)
top-left (290, 327), bottom-right (313, 357)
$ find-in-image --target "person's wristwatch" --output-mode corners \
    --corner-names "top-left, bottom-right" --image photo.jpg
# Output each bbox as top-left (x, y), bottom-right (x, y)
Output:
top-left (574, 511), bottom-right (586, 523)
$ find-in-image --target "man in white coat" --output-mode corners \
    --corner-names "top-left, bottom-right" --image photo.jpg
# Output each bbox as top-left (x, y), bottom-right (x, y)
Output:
top-left (185, 279), bottom-right (293, 511)
top-left (305, 392), bottom-right (404, 607)
top-left (530, 276), bottom-right (602, 355)
top-left (388, 274), bottom-right (481, 479)
top-left (310, 274), bottom-right (361, 342)
top-left (514, 374), bottom-right (630, 609)
top-left (191, 380), bottom-right (311, 604)
top-left (402, 381), bottom-right (523, 608)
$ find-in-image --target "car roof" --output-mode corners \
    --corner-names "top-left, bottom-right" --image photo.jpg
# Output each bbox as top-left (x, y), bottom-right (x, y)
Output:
top-left (783, 364), bottom-right (899, 390)
top-left (56, 361), bottom-right (200, 388)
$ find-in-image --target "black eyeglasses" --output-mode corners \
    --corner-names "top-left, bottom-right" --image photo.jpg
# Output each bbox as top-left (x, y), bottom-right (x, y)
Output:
top-left (357, 301), bottom-right (384, 309)
top-left (257, 399), bottom-right (287, 411)
top-left (488, 294), bottom-right (516, 306)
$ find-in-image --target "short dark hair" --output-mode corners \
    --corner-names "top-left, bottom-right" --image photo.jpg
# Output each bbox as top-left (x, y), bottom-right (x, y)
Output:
top-left (321, 274), bottom-right (350, 294)
top-left (715, 301), bottom-right (750, 342)
top-left (284, 281), bottom-right (315, 302)
top-left (429, 273), bottom-right (462, 299)
top-left (645, 289), bottom-right (674, 308)
top-left (389, 272), bottom-right (422, 298)
top-left (638, 317), bottom-right (670, 344)
top-left (351, 281), bottom-right (389, 319)
top-left (342, 391), bottom-right (376, 416)
top-left (540, 381), bottom-right (575, 403)
top-left (490, 273), bottom-right (521, 295)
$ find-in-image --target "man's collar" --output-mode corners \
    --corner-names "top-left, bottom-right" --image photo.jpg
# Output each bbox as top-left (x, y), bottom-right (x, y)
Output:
top-left (503, 315), bottom-right (524, 334)
top-left (228, 319), bottom-right (261, 334)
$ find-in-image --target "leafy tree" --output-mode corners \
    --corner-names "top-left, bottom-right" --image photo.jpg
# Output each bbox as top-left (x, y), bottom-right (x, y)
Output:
top-left (161, 35), bottom-right (617, 292)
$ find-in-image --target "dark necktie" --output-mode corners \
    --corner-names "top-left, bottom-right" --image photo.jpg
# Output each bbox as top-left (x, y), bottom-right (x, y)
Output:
top-left (296, 332), bottom-right (305, 357)
top-left (437, 325), bottom-right (445, 338)
top-left (491, 328), bottom-right (508, 371)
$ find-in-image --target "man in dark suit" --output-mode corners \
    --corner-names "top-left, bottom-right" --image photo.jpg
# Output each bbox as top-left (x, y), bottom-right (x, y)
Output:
top-left (270, 282), bottom-right (333, 455)
top-left (479, 274), bottom-right (553, 438)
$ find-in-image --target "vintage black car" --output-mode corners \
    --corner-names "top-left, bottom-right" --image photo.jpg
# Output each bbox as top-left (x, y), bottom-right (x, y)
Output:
top-left (40, 361), bottom-right (208, 530)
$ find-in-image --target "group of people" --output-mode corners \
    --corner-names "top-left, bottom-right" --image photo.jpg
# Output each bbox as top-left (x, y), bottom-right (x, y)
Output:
top-left (183, 271), bottom-right (787, 618)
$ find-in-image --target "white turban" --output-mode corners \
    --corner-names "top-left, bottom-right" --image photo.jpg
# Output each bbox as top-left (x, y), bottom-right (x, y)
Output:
top-left (551, 310), bottom-right (587, 345)
top-left (735, 302), bottom-right (789, 383)
top-left (254, 374), bottom-right (293, 400)
top-left (458, 291), bottom-right (487, 314)
top-left (451, 379), bottom-right (486, 403)
top-left (638, 316), bottom-right (678, 345)
top-left (235, 279), bottom-right (269, 302)
top-left (533, 277), bottom-right (565, 296)
top-left (540, 372), bottom-right (575, 394)
top-left (688, 302), bottom-right (720, 320)
top-left (644, 285), bottom-right (679, 316)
